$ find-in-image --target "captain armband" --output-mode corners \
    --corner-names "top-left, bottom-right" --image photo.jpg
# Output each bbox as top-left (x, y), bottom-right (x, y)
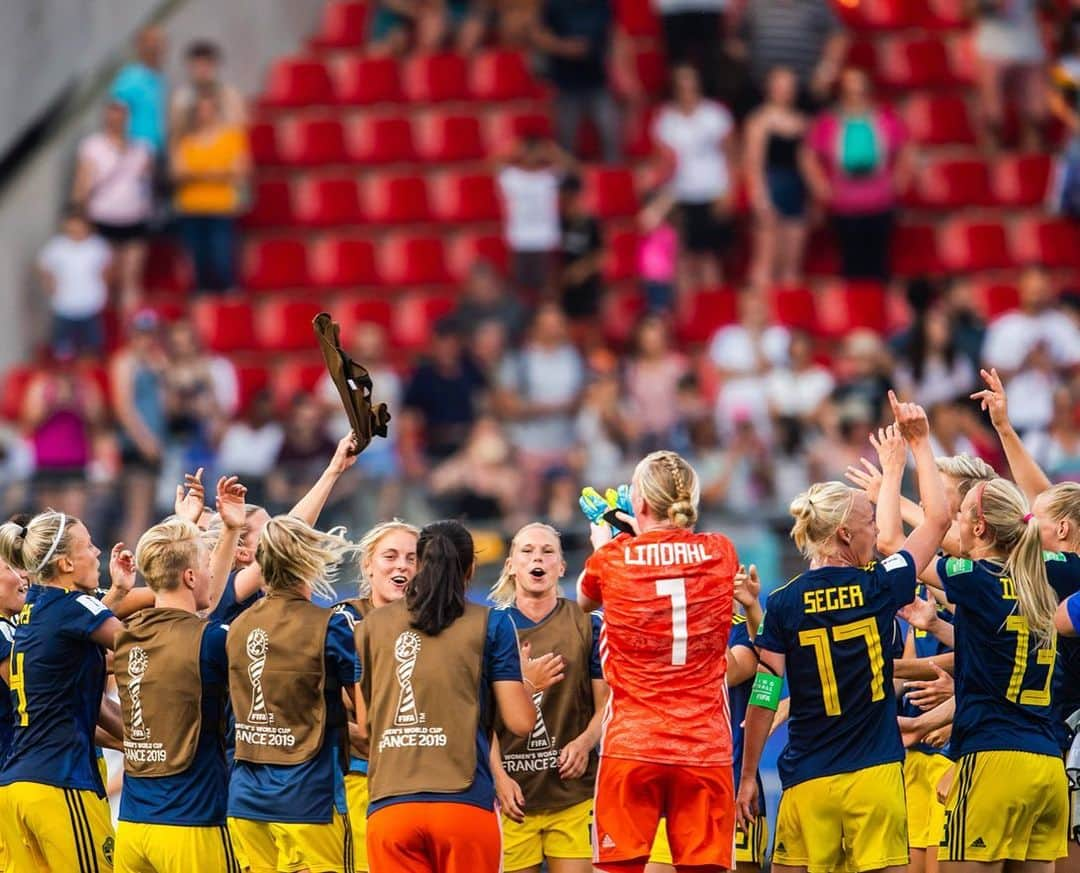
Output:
top-left (749, 671), bottom-right (782, 711)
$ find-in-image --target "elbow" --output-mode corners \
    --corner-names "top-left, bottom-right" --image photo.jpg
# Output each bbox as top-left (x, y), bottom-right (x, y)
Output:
top-left (507, 706), bottom-right (537, 739)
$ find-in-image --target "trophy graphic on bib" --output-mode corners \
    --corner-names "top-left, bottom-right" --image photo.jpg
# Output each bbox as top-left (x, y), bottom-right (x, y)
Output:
top-left (127, 647), bottom-right (150, 741)
top-left (527, 690), bottom-right (553, 751)
top-left (246, 629), bottom-right (271, 724)
top-left (393, 631), bottom-right (422, 726)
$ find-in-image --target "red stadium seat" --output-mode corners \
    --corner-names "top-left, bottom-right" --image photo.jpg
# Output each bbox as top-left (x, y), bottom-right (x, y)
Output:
top-left (470, 50), bottom-right (543, 101)
top-left (295, 176), bottom-right (365, 227)
top-left (257, 300), bottom-right (325, 351)
top-left (992, 154), bottom-right (1052, 207)
top-left (243, 179), bottom-right (295, 228)
top-left (415, 112), bottom-right (487, 162)
top-left (878, 37), bottom-right (953, 89)
top-left (310, 1), bottom-right (369, 49)
top-left (922, 0), bottom-right (969, 29)
top-left (144, 243), bottom-right (191, 294)
top-left (402, 53), bottom-right (470, 102)
top-left (602, 288), bottom-right (647, 346)
top-left (769, 285), bottom-right (817, 333)
top-left (279, 117), bottom-right (348, 166)
top-left (486, 109), bottom-right (554, 155)
top-left (615, 0), bottom-right (660, 36)
top-left (448, 233), bottom-right (509, 278)
top-left (948, 33), bottom-right (977, 84)
top-left (273, 359), bottom-right (328, 405)
top-left (242, 239), bottom-right (311, 291)
top-left (336, 298), bottom-right (395, 338)
top-left (603, 230), bottom-right (639, 282)
top-left (335, 56), bottom-right (403, 105)
top-left (846, 39), bottom-right (879, 80)
top-left (910, 157), bottom-right (991, 209)
top-left (940, 220), bottom-right (1013, 271)
top-left (624, 106), bottom-right (658, 158)
top-left (584, 167), bottom-right (638, 219)
top-left (192, 300), bottom-right (258, 352)
top-left (676, 288), bottom-right (737, 344)
top-left (261, 57), bottom-right (334, 107)
top-left (431, 172), bottom-right (501, 222)
top-left (249, 121), bottom-right (283, 165)
top-left (235, 364), bottom-right (271, 412)
top-left (392, 294), bottom-right (456, 349)
top-left (348, 114), bottom-right (416, 164)
top-left (815, 281), bottom-right (889, 338)
top-left (838, 0), bottom-right (917, 30)
top-left (309, 236), bottom-right (380, 288)
top-left (969, 279), bottom-right (1021, 319)
top-left (1, 366), bottom-right (38, 422)
top-left (893, 223), bottom-right (944, 276)
top-left (904, 95), bottom-right (976, 145)
top-left (380, 235), bottom-right (453, 286)
top-left (632, 49), bottom-right (667, 98)
top-left (1012, 217), bottom-right (1080, 268)
top-left (364, 173), bottom-right (431, 224)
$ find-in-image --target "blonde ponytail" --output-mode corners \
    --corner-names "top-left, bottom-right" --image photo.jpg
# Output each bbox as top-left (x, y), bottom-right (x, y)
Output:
top-left (633, 450), bottom-right (700, 529)
top-left (489, 522), bottom-right (562, 607)
top-left (256, 516), bottom-right (355, 599)
top-left (0, 510), bottom-right (79, 583)
top-left (789, 482), bottom-right (856, 561)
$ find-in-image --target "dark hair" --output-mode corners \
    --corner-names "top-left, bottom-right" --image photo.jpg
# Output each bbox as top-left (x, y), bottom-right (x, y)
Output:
top-left (905, 303), bottom-right (957, 384)
top-left (407, 520), bottom-right (473, 636)
top-left (186, 40), bottom-right (221, 61)
top-left (559, 174), bottom-right (583, 195)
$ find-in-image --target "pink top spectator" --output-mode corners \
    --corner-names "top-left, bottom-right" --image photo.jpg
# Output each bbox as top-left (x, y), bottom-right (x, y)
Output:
top-left (78, 132), bottom-right (153, 226)
top-left (638, 224), bottom-right (678, 283)
top-left (808, 107), bottom-right (907, 215)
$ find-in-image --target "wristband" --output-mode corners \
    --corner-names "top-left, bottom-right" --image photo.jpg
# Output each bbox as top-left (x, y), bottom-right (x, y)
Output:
top-left (749, 671), bottom-right (782, 711)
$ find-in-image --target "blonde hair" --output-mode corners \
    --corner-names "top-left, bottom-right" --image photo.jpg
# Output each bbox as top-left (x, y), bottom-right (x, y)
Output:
top-left (971, 478), bottom-right (1057, 649)
top-left (1041, 483), bottom-right (1080, 543)
top-left (0, 510), bottom-right (80, 582)
top-left (135, 518), bottom-right (204, 592)
top-left (203, 504), bottom-right (267, 551)
top-left (633, 450), bottom-right (700, 528)
top-left (935, 454), bottom-right (996, 498)
top-left (357, 520), bottom-right (420, 597)
top-left (489, 522), bottom-right (563, 607)
top-left (789, 482), bottom-right (857, 560)
top-left (255, 515), bottom-right (354, 599)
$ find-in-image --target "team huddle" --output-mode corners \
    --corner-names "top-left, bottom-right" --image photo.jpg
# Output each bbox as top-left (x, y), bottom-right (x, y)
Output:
top-left (0, 363), bottom-right (1078, 873)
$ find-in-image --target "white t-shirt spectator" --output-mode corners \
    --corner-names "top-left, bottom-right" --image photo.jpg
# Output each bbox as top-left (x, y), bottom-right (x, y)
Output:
top-left (653, 101), bottom-right (734, 203)
top-left (77, 133), bottom-right (153, 226)
top-left (708, 323), bottom-right (791, 373)
top-left (37, 234), bottom-right (112, 319)
top-left (982, 310), bottom-right (1080, 372)
top-left (766, 365), bottom-right (835, 418)
top-left (216, 421), bottom-right (285, 478)
top-left (498, 345), bottom-right (585, 453)
top-left (497, 166), bottom-right (561, 252)
top-left (1004, 369), bottom-right (1058, 434)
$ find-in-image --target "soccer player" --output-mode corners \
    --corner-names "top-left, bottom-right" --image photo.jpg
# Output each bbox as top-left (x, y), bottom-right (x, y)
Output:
top-left (226, 515), bottom-right (358, 873)
top-left (0, 511), bottom-right (144, 872)
top-left (113, 516), bottom-right (241, 872)
top-left (738, 395), bottom-right (950, 873)
top-left (577, 449), bottom-right (740, 873)
top-left (356, 520), bottom-right (536, 873)
top-left (489, 522), bottom-right (605, 873)
top-left (0, 550), bottom-right (28, 873)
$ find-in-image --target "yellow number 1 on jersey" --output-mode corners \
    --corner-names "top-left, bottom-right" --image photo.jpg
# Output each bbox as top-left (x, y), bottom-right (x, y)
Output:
top-left (9, 652), bottom-right (28, 726)
top-left (798, 618), bottom-right (885, 717)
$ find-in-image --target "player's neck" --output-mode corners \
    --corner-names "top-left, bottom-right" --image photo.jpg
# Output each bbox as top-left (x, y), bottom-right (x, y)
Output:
top-left (155, 588), bottom-right (198, 613)
top-left (515, 592), bottom-right (558, 622)
top-left (968, 542), bottom-right (1004, 562)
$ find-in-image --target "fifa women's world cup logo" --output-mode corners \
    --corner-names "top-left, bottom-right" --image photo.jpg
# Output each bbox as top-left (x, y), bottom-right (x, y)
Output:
top-left (127, 647), bottom-right (150, 741)
top-left (393, 631), bottom-right (422, 727)
top-left (527, 690), bottom-right (553, 752)
top-left (246, 629), bottom-right (271, 724)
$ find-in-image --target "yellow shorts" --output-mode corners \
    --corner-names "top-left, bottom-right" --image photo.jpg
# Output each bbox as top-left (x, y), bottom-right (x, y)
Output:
top-left (502, 797), bottom-right (592, 870)
top-left (228, 811), bottom-right (354, 873)
top-left (345, 773), bottom-right (370, 872)
top-left (775, 762), bottom-right (908, 873)
top-left (940, 751), bottom-right (1068, 863)
top-left (115, 822), bottom-right (240, 873)
top-left (905, 750), bottom-right (953, 849)
top-left (0, 781), bottom-right (115, 872)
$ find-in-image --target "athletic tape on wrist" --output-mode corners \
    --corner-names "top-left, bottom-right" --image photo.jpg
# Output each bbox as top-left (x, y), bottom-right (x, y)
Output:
top-left (749, 671), bottom-right (782, 711)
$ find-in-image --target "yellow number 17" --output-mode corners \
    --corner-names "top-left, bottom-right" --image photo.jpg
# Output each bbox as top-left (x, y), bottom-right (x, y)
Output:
top-left (798, 618), bottom-right (885, 717)
top-left (9, 652), bottom-right (28, 727)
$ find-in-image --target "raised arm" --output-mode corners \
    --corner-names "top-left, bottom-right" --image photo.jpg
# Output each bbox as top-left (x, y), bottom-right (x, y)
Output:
top-left (873, 423), bottom-right (908, 556)
top-left (206, 476), bottom-right (247, 613)
top-left (971, 367), bottom-right (1050, 501)
top-left (891, 393), bottom-right (950, 573)
top-left (289, 434), bottom-right (359, 526)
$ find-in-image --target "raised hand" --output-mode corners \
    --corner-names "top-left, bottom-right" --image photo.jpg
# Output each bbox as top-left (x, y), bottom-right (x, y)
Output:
top-left (870, 423), bottom-right (907, 474)
top-left (888, 390), bottom-right (930, 444)
top-left (579, 487), bottom-right (610, 526)
top-left (328, 433), bottom-right (360, 474)
top-left (845, 458), bottom-right (884, 503)
top-left (109, 543), bottom-right (136, 595)
top-left (174, 468), bottom-right (206, 524)
top-left (970, 367), bottom-right (1010, 432)
top-left (215, 475), bottom-right (248, 531)
top-left (734, 564), bottom-right (761, 608)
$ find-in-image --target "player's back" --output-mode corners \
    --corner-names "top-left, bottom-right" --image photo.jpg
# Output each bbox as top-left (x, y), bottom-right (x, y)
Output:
top-left (757, 552), bottom-right (917, 788)
top-left (582, 528), bottom-right (737, 766)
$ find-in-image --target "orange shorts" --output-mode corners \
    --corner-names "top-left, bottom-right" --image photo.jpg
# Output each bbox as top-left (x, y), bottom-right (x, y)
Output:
top-left (593, 756), bottom-right (735, 872)
top-left (367, 801), bottom-right (501, 873)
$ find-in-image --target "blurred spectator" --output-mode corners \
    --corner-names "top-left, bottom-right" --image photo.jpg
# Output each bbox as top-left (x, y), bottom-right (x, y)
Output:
top-left (71, 100), bottom-right (153, 316)
top-left (766, 330), bottom-right (834, 453)
top-left (734, 0), bottom-right (847, 110)
top-left (637, 188), bottom-right (679, 312)
top-left (830, 330), bottom-right (894, 426)
top-left (109, 310), bottom-right (168, 550)
top-left (539, 467), bottom-right (590, 551)
top-left (692, 415), bottom-right (774, 515)
top-left (451, 261), bottom-right (526, 341)
top-left (169, 41), bottom-right (247, 132)
top-left (429, 417), bottom-right (524, 524)
top-left (575, 370), bottom-right (637, 485)
top-left (744, 66), bottom-right (809, 288)
top-left (808, 396), bottom-right (876, 482)
top-left (653, 64), bottom-right (736, 289)
top-left (36, 207), bottom-right (112, 359)
top-left (470, 320), bottom-right (511, 380)
top-left (982, 266), bottom-right (1080, 375)
top-left (926, 400), bottom-right (980, 460)
top-left (626, 315), bottom-right (689, 449)
top-left (533, 0), bottom-right (622, 162)
top-left (266, 395), bottom-right (340, 511)
top-left (21, 369), bottom-right (105, 520)
top-left (401, 320), bottom-right (488, 469)
top-left (170, 92), bottom-right (251, 295)
top-left (1028, 386), bottom-right (1080, 481)
top-left (1002, 340), bottom-right (1061, 435)
top-left (369, 0), bottom-right (481, 54)
top-left (215, 389), bottom-right (283, 506)
top-left (972, 0), bottom-right (1050, 149)
top-left (557, 175), bottom-right (606, 323)
top-left (0, 426), bottom-right (33, 515)
top-left (495, 302), bottom-right (586, 484)
top-left (1049, 10), bottom-right (1080, 216)
top-left (496, 135), bottom-right (575, 295)
top-left (803, 68), bottom-right (913, 282)
top-left (939, 278), bottom-right (988, 369)
top-left (893, 303), bottom-right (976, 408)
top-left (109, 25), bottom-right (168, 153)
top-left (653, 0), bottom-right (728, 101)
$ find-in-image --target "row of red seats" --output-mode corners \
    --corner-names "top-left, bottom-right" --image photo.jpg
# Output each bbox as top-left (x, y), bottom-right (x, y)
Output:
top-left (905, 153), bottom-right (1052, 209)
top-left (894, 217), bottom-right (1080, 274)
top-left (833, 0), bottom-right (969, 33)
top-left (848, 32), bottom-right (975, 90)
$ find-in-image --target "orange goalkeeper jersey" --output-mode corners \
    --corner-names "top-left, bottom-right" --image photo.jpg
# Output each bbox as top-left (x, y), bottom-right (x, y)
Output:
top-left (580, 528), bottom-right (738, 766)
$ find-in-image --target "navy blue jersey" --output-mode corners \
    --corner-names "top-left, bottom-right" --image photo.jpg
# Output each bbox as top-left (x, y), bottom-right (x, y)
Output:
top-left (209, 570), bottom-right (263, 768)
top-left (940, 556), bottom-right (1061, 759)
top-left (0, 586), bottom-right (113, 795)
top-left (0, 617), bottom-right (15, 764)
top-left (728, 614), bottom-right (757, 797)
top-left (1044, 551), bottom-right (1080, 747)
top-left (119, 622), bottom-right (230, 825)
top-left (757, 551), bottom-right (917, 789)
top-left (899, 586), bottom-right (954, 757)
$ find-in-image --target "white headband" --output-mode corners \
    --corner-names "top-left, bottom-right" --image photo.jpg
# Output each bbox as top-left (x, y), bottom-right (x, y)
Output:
top-left (36, 513), bottom-right (67, 573)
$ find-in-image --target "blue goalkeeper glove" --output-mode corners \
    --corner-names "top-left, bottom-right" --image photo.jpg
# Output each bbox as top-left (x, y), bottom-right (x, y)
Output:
top-left (579, 486), bottom-right (610, 526)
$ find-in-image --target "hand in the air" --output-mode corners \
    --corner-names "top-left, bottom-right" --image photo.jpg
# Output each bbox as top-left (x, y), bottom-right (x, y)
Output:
top-left (970, 367), bottom-right (1010, 432)
top-left (734, 564), bottom-right (761, 608)
top-left (215, 475), bottom-right (248, 531)
top-left (870, 423), bottom-right (906, 475)
top-left (888, 390), bottom-right (930, 444)
top-left (174, 468), bottom-right (205, 524)
top-left (845, 458), bottom-right (883, 503)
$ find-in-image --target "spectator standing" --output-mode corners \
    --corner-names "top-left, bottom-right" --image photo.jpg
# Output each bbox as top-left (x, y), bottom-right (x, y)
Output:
top-left (575, 369), bottom-right (637, 486)
top-left (428, 417), bottom-right (524, 525)
top-left (1028, 386), bottom-right (1080, 482)
top-left (109, 25), bottom-right (168, 154)
top-left (214, 389), bottom-right (283, 506)
top-left (36, 207), bottom-right (112, 359)
top-left (71, 101), bottom-right (153, 316)
top-left (451, 261), bottom-right (527, 341)
top-left (533, 0), bottom-right (622, 162)
top-left (1049, 10), bottom-right (1080, 216)
top-left (803, 67), bottom-right (913, 281)
top-left (637, 188), bottom-right (679, 312)
top-left (653, 0), bottom-right (728, 100)
top-left (557, 174), bottom-right (606, 324)
top-left (266, 396), bottom-right (341, 512)
top-left (625, 314), bottom-right (689, 450)
top-left (169, 41), bottom-right (247, 133)
top-left (893, 304), bottom-right (976, 408)
top-left (171, 92), bottom-right (251, 295)
top-left (653, 64), bottom-right (737, 289)
top-left (765, 330), bottom-right (834, 452)
top-left (744, 66), bottom-right (809, 288)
